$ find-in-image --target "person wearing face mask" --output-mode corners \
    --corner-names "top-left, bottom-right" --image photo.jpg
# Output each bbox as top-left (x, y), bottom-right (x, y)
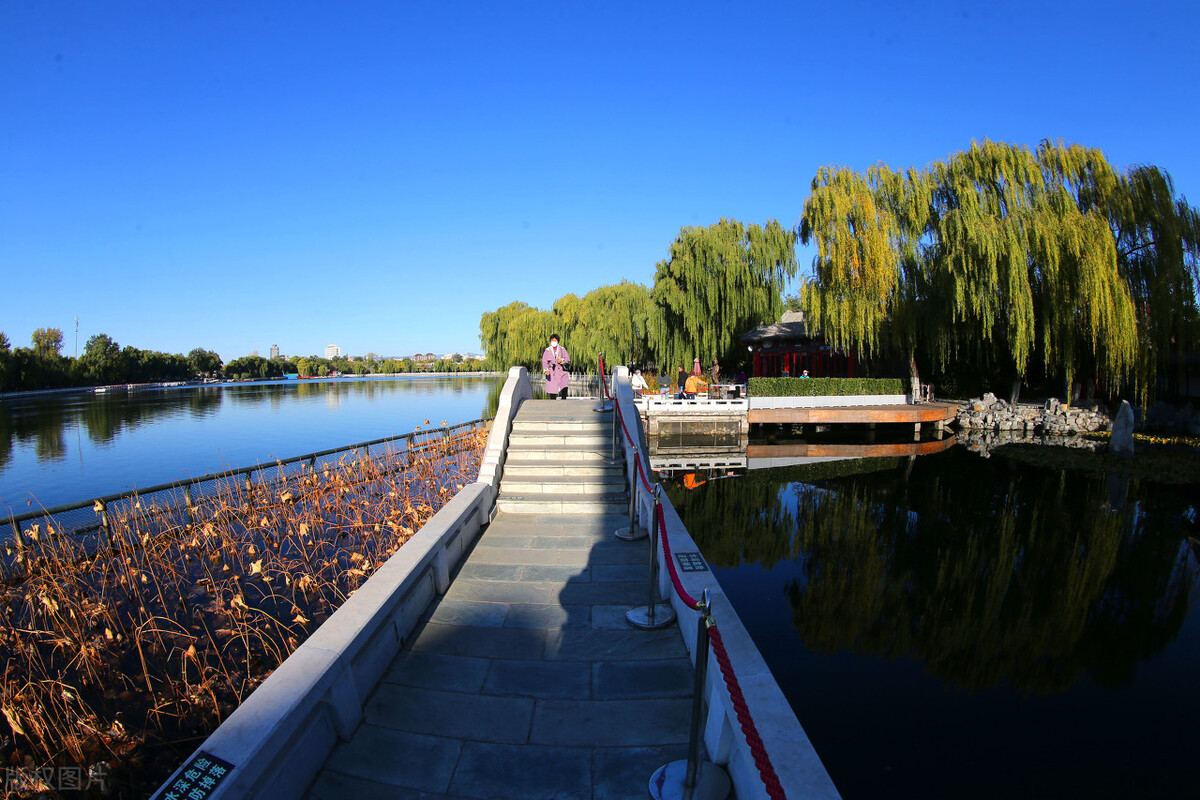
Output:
top-left (541, 334), bottom-right (571, 399)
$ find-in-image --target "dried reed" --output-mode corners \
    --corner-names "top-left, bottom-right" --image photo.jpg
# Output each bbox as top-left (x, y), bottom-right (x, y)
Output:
top-left (0, 426), bottom-right (488, 798)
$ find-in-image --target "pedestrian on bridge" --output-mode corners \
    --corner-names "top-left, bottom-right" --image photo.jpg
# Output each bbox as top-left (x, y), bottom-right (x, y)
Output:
top-left (541, 334), bottom-right (571, 399)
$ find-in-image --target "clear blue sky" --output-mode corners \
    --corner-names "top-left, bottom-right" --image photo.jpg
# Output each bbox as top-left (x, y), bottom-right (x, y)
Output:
top-left (3, 1), bottom-right (1197, 362)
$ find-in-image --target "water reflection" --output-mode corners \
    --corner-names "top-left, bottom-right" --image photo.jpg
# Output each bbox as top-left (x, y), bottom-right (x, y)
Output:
top-left (0, 376), bottom-right (502, 512)
top-left (667, 450), bottom-right (1198, 694)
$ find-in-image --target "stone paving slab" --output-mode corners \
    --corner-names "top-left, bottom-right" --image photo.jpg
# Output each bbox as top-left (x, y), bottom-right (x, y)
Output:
top-left (530, 698), bottom-right (692, 747)
top-left (305, 399), bottom-right (699, 799)
top-left (320, 727), bottom-right (462, 794)
top-left (365, 684), bottom-right (535, 743)
top-left (450, 742), bottom-right (593, 800)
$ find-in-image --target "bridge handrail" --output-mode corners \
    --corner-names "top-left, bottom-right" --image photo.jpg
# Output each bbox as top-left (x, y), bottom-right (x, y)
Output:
top-left (609, 366), bottom-right (840, 800)
top-left (5, 418), bottom-right (491, 544)
top-left (150, 369), bottom-right (534, 799)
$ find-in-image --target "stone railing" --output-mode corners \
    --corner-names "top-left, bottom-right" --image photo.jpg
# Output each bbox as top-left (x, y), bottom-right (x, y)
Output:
top-left (151, 367), bottom-right (534, 800)
top-left (612, 367), bottom-right (841, 800)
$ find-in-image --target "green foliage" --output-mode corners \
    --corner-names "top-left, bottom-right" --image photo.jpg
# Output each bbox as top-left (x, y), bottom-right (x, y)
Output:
top-left (747, 377), bottom-right (906, 396)
top-left (225, 355), bottom-right (285, 380)
top-left (79, 334), bottom-right (123, 384)
top-left (650, 218), bottom-right (797, 372)
top-left (798, 139), bottom-right (1200, 402)
top-left (187, 347), bottom-right (223, 376)
top-left (478, 218), bottom-right (795, 376)
top-left (31, 327), bottom-right (64, 359)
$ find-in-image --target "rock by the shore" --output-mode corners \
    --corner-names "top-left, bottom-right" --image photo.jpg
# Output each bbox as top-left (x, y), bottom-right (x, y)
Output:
top-left (1110, 400), bottom-right (1135, 458)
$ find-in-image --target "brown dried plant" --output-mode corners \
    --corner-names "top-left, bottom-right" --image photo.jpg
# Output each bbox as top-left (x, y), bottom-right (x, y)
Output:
top-left (0, 426), bottom-right (488, 798)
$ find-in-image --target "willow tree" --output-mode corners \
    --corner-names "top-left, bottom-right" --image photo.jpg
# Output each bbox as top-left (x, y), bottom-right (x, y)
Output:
top-left (555, 281), bottom-right (653, 372)
top-left (799, 139), bottom-right (1199, 401)
top-left (479, 301), bottom-right (534, 370)
top-left (649, 218), bottom-right (798, 373)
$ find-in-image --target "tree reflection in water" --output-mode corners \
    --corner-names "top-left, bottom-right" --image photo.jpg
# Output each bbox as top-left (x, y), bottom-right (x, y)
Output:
top-left (667, 451), bottom-right (1198, 695)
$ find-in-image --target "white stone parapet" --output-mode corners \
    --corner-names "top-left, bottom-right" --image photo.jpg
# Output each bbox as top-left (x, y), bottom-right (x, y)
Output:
top-left (151, 367), bottom-right (533, 800)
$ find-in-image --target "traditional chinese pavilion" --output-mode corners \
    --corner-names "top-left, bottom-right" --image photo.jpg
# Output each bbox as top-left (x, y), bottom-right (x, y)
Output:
top-left (740, 310), bottom-right (857, 378)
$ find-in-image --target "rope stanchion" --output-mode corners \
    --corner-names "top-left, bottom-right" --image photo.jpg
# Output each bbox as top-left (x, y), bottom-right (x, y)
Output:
top-left (603, 359), bottom-right (786, 799)
top-left (625, 486), bottom-right (676, 629)
top-left (614, 447), bottom-right (647, 541)
top-left (649, 589), bottom-right (731, 800)
top-left (592, 352), bottom-right (612, 412)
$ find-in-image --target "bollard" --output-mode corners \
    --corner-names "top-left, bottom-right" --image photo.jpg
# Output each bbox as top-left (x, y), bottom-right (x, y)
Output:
top-left (626, 486), bottom-right (676, 630)
top-left (649, 589), bottom-right (731, 800)
top-left (615, 446), bottom-right (647, 541)
top-left (593, 352), bottom-right (612, 412)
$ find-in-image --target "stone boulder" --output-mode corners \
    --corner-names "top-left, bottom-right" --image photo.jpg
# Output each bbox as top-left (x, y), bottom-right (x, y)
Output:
top-left (1110, 400), bottom-right (1135, 459)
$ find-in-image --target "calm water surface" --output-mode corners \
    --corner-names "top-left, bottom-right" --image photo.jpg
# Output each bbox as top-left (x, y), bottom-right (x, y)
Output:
top-left (666, 444), bottom-right (1200, 799)
top-left (0, 375), bottom-right (502, 513)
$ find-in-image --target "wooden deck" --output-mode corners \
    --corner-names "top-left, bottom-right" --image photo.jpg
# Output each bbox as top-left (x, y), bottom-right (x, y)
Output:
top-left (746, 436), bottom-right (958, 460)
top-left (747, 401), bottom-right (958, 425)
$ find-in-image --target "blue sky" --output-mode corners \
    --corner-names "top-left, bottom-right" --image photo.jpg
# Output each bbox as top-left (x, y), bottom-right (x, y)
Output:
top-left (3, 1), bottom-right (1197, 362)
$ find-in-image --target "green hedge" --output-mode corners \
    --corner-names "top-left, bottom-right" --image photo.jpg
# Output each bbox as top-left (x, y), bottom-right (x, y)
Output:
top-left (747, 377), bottom-right (907, 397)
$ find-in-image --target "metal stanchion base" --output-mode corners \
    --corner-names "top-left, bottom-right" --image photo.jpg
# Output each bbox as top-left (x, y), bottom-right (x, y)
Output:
top-left (626, 603), bottom-right (676, 630)
top-left (614, 525), bottom-right (648, 541)
top-left (593, 400), bottom-right (612, 412)
top-left (649, 759), bottom-right (731, 800)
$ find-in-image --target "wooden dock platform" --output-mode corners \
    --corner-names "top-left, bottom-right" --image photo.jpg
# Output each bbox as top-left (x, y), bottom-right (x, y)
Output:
top-left (747, 401), bottom-right (959, 426)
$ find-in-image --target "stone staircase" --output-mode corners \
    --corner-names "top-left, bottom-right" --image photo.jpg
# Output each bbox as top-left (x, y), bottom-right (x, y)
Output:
top-left (496, 399), bottom-right (629, 514)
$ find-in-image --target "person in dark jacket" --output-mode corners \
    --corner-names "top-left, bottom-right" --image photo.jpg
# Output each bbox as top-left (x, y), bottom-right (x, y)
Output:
top-left (676, 366), bottom-right (688, 399)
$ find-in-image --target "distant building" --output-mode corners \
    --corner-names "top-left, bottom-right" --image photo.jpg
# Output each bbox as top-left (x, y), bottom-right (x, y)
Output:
top-left (740, 310), bottom-right (857, 378)
top-left (270, 344), bottom-right (280, 360)
top-left (325, 344), bottom-right (341, 359)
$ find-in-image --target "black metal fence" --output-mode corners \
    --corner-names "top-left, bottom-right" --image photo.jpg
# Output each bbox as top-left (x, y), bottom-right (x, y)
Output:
top-left (5, 419), bottom-right (491, 553)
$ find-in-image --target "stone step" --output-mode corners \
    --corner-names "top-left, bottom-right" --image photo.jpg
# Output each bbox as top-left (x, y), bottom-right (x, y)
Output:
top-left (496, 492), bottom-right (630, 515)
top-left (511, 419), bottom-right (614, 434)
top-left (500, 476), bottom-right (628, 496)
top-left (508, 432), bottom-right (613, 448)
top-left (505, 444), bottom-right (621, 463)
top-left (502, 463), bottom-right (624, 479)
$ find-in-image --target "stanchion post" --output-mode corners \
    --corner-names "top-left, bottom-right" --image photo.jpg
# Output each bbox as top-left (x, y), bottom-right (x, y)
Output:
top-left (626, 486), bottom-right (675, 630)
top-left (649, 589), bottom-right (731, 800)
top-left (611, 395), bottom-right (619, 460)
top-left (615, 447), bottom-right (647, 541)
top-left (593, 352), bottom-right (612, 412)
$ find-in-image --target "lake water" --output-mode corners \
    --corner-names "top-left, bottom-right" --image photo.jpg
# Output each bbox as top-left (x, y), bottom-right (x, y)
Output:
top-left (664, 443), bottom-right (1200, 799)
top-left (0, 375), bottom-right (503, 514)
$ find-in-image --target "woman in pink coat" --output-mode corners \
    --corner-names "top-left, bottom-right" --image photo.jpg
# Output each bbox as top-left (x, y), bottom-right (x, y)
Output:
top-left (541, 334), bottom-right (571, 399)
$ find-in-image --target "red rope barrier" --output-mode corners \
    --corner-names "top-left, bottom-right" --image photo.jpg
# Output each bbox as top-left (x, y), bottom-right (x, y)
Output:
top-left (598, 355), bottom-right (612, 400)
top-left (619, 385), bottom-right (786, 799)
top-left (708, 625), bottom-right (788, 800)
top-left (657, 503), bottom-right (700, 609)
top-left (615, 397), bottom-right (636, 446)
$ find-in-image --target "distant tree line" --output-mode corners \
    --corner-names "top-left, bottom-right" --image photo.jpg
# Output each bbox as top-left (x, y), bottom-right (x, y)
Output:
top-left (0, 329), bottom-right (487, 393)
top-left (480, 218), bottom-right (796, 376)
top-left (481, 139), bottom-right (1200, 402)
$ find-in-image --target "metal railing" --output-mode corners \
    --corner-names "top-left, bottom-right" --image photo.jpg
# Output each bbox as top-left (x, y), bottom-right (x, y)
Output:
top-left (4, 419), bottom-right (491, 552)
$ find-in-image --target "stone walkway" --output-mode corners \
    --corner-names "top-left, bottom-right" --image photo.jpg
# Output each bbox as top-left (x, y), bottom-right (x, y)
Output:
top-left (306, 401), bottom-right (693, 799)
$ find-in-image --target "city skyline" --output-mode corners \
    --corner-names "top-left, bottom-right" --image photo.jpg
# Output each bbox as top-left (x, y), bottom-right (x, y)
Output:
top-left (3, 1), bottom-right (1197, 364)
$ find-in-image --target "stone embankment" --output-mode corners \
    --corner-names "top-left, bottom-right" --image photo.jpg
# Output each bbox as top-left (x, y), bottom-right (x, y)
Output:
top-left (955, 394), bottom-right (1111, 435)
top-left (952, 394), bottom-right (1200, 457)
